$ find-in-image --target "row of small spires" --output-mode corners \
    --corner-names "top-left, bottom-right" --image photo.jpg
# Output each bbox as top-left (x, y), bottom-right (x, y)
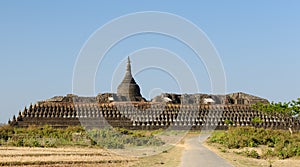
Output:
top-left (17, 107), bottom-right (280, 117)
top-left (12, 110), bottom-right (292, 120)
top-left (11, 115), bottom-right (299, 128)
top-left (10, 103), bottom-right (255, 123)
top-left (131, 121), bottom-right (295, 127)
top-left (9, 105), bottom-right (297, 125)
top-left (15, 104), bottom-right (255, 117)
top-left (14, 110), bottom-right (268, 118)
top-left (22, 103), bottom-right (254, 111)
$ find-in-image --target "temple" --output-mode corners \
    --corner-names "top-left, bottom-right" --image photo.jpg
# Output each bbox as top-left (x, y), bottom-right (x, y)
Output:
top-left (8, 57), bottom-right (300, 130)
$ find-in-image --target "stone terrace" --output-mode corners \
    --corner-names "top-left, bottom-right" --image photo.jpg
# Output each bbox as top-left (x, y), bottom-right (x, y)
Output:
top-left (10, 102), bottom-right (300, 131)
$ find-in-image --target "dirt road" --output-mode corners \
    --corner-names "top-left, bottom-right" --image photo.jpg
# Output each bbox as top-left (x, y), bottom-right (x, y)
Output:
top-left (180, 135), bottom-right (233, 167)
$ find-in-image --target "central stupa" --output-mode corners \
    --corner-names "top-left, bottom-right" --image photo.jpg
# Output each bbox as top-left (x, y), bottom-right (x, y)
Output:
top-left (117, 57), bottom-right (143, 101)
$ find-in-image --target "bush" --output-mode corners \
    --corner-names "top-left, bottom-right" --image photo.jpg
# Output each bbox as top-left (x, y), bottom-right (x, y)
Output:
top-left (87, 128), bottom-right (165, 149)
top-left (275, 142), bottom-right (300, 159)
top-left (261, 148), bottom-right (276, 159)
top-left (209, 127), bottom-right (300, 159)
top-left (243, 149), bottom-right (260, 159)
top-left (0, 125), bottom-right (14, 141)
top-left (224, 119), bottom-right (233, 126)
top-left (43, 138), bottom-right (57, 147)
top-left (0, 125), bottom-right (90, 147)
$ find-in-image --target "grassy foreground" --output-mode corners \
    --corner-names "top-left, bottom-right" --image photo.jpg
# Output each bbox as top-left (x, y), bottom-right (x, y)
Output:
top-left (5, 125), bottom-right (300, 166)
top-left (0, 125), bottom-right (184, 166)
top-left (208, 127), bottom-right (300, 160)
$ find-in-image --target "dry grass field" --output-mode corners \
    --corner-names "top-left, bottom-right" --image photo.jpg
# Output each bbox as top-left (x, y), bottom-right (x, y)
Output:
top-left (0, 144), bottom-right (183, 167)
top-left (0, 125), bottom-right (186, 166)
top-left (0, 146), bottom-right (136, 166)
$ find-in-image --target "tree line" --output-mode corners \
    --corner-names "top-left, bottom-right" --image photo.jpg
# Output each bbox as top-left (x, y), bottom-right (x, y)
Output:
top-left (252, 98), bottom-right (300, 117)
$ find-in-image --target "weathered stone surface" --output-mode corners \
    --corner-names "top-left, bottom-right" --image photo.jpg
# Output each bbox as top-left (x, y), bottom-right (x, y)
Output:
top-left (10, 100), bottom-right (300, 131)
top-left (117, 57), bottom-right (143, 101)
top-left (227, 92), bottom-right (269, 104)
top-left (39, 94), bottom-right (96, 104)
top-left (151, 93), bottom-right (268, 105)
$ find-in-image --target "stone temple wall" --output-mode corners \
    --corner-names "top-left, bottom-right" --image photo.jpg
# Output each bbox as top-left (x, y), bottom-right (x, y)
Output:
top-left (10, 102), bottom-right (300, 131)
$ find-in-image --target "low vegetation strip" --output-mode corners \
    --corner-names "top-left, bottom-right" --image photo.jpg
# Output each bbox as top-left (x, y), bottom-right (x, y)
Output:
top-left (0, 153), bottom-right (108, 157)
top-left (0, 146), bottom-right (111, 155)
top-left (0, 160), bottom-right (130, 166)
top-left (0, 125), bottom-right (165, 149)
top-left (208, 127), bottom-right (300, 159)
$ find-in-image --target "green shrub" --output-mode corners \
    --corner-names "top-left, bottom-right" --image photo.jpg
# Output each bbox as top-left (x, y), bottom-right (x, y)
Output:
top-left (261, 148), bottom-right (276, 159)
top-left (207, 131), bottom-right (226, 144)
top-left (26, 138), bottom-right (41, 147)
top-left (15, 138), bottom-right (24, 147)
top-left (0, 125), bottom-right (90, 147)
top-left (243, 149), bottom-right (260, 159)
top-left (275, 142), bottom-right (300, 159)
top-left (43, 138), bottom-right (57, 147)
top-left (0, 125), bottom-right (14, 141)
top-left (87, 128), bottom-right (165, 149)
top-left (249, 150), bottom-right (260, 159)
top-left (224, 119), bottom-right (233, 125)
top-left (209, 127), bottom-right (300, 159)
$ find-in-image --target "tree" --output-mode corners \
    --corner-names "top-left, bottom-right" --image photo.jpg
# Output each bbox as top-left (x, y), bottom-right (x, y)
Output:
top-left (290, 98), bottom-right (300, 117)
top-left (252, 98), bottom-right (300, 118)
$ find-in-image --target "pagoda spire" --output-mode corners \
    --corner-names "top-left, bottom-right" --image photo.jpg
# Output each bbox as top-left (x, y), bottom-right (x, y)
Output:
top-left (126, 56), bottom-right (132, 75)
top-left (117, 56), bottom-right (143, 101)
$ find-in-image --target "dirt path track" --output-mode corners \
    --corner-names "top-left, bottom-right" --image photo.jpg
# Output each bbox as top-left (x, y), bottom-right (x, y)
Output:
top-left (180, 135), bottom-right (233, 167)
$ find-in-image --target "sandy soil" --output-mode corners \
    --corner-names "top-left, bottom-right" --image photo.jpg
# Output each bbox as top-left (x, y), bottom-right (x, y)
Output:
top-left (0, 143), bottom-right (183, 167)
top-left (128, 132), bottom-right (188, 166)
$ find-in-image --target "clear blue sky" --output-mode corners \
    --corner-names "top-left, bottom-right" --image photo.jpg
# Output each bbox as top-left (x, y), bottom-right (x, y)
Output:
top-left (1, 1), bottom-right (300, 123)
